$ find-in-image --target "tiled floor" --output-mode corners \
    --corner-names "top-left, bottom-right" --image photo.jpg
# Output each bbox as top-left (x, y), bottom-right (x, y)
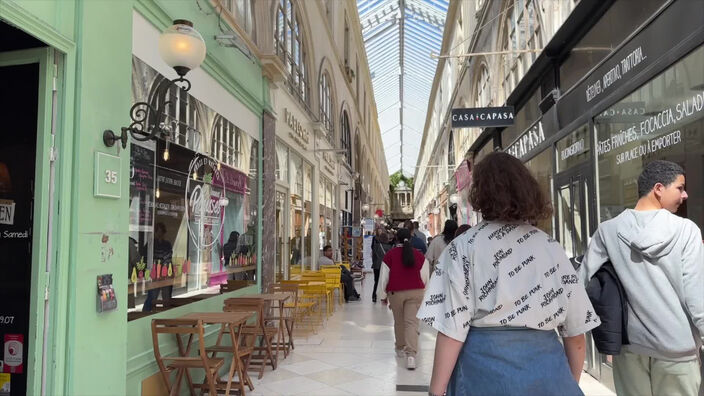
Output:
top-left (247, 279), bottom-right (615, 396)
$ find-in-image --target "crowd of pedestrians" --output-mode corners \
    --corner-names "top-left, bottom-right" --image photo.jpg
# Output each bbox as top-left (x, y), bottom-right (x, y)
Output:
top-left (362, 153), bottom-right (703, 396)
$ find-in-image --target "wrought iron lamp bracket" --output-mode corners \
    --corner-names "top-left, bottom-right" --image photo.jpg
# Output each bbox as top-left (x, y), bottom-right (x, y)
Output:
top-left (103, 76), bottom-right (192, 149)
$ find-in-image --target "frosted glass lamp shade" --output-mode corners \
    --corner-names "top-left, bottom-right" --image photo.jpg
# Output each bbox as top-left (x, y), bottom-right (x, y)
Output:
top-left (158, 20), bottom-right (206, 76)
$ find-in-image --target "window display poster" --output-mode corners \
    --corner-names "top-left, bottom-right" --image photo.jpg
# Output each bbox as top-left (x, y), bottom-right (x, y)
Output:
top-left (2, 335), bottom-right (22, 373)
top-left (363, 235), bottom-right (373, 271)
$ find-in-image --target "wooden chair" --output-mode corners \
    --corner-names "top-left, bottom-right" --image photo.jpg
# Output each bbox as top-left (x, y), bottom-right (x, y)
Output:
top-left (269, 284), bottom-right (299, 355)
top-left (204, 318), bottom-right (255, 394)
top-left (223, 298), bottom-right (278, 379)
top-left (151, 318), bottom-right (223, 396)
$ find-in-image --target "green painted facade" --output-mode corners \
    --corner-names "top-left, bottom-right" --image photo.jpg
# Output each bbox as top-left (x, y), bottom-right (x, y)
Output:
top-left (0, 0), bottom-right (268, 394)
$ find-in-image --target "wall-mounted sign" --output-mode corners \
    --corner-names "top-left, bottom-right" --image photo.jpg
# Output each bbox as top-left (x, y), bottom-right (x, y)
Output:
top-left (451, 107), bottom-right (515, 128)
top-left (94, 152), bottom-right (122, 199)
top-left (505, 122), bottom-right (546, 160)
top-left (0, 200), bottom-right (15, 226)
top-left (285, 108), bottom-right (310, 148)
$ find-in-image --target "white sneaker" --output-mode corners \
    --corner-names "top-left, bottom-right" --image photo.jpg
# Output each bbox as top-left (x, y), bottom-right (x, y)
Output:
top-left (406, 355), bottom-right (416, 370)
top-left (395, 348), bottom-right (405, 358)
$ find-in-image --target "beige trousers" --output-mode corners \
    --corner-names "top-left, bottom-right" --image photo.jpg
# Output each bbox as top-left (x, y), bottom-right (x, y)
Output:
top-left (613, 350), bottom-right (701, 396)
top-left (388, 289), bottom-right (424, 356)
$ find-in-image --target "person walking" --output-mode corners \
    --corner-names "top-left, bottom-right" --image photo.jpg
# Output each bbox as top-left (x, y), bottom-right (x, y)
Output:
top-left (404, 220), bottom-right (427, 254)
top-left (371, 229), bottom-right (393, 303)
top-left (419, 152), bottom-right (600, 396)
top-left (425, 219), bottom-right (458, 274)
top-left (378, 227), bottom-right (429, 370)
top-left (580, 160), bottom-right (704, 396)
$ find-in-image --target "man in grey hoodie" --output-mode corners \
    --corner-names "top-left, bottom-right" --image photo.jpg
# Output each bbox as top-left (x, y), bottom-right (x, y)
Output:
top-left (581, 160), bottom-right (703, 396)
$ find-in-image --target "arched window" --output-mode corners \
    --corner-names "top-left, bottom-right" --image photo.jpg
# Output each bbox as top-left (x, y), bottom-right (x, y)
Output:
top-left (148, 76), bottom-right (201, 150)
top-left (475, 65), bottom-right (491, 107)
top-left (319, 71), bottom-right (334, 142)
top-left (502, 0), bottom-right (541, 101)
top-left (211, 115), bottom-right (241, 168)
top-left (340, 110), bottom-right (351, 166)
top-left (275, 0), bottom-right (308, 104)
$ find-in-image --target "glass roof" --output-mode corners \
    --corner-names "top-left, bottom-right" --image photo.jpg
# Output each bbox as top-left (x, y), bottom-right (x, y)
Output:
top-left (358, 0), bottom-right (448, 176)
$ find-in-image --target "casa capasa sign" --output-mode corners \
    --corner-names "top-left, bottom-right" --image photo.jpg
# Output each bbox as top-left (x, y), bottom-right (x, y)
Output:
top-left (505, 122), bottom-right (546, 160)
top-left (285, 108), bottom-right (310, 148)
top-left (451, 106), bottom-right (515, 128)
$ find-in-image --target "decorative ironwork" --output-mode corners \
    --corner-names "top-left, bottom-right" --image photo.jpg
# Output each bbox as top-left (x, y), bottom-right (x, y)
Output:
top-left (103, 76), bottom-right (192, 149)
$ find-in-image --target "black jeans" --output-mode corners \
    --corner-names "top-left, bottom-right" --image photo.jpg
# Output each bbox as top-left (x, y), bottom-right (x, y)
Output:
top-left (372, 267), bottom-right (380, 300)
top-left (341, 272), bottom-right (357, 300)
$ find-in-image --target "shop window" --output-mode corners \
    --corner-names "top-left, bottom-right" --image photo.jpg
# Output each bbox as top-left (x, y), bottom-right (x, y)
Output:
top-left (128, 59), bottom-right (259, 320)
top-left (319, 71), bottom-right (334, 143)
top-left (211, 115), bottom-right (241, 169)
top-left (275, 0), bottom-right (308, 105)
top-left (275, 141), bottom-right (289, 183)
top-left (594, 45), bottom-right (704, 229)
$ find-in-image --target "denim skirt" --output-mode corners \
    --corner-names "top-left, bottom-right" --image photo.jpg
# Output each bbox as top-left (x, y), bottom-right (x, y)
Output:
top-left (446, 327), bottom-right (583, 396)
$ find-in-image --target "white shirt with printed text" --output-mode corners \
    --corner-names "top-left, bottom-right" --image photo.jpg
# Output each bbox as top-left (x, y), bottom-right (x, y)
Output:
top-left (417, 221), bottom-right (601, 342)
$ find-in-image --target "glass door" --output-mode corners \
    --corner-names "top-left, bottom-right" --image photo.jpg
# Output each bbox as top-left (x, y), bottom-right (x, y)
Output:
top-left (554, 163), bottom-right (613, 390)
top-left (275, 189), bottom-right (288, 281)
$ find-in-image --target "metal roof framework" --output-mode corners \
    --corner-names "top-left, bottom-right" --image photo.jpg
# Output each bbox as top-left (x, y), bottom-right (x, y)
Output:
top-left (358, 0), bottom-right (448, 176)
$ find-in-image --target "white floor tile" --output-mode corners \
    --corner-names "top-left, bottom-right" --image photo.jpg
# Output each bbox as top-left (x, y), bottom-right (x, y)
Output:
top-left (281, 359), bottom-right (337, 375)
top-left (263, 376), bottom-right (330, 395)
top-left (249, 281), bottom-right (613, 396)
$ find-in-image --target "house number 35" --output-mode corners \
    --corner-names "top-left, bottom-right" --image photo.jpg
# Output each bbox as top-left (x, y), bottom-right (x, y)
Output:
top-left (104, 170), bottom-right (118, 184)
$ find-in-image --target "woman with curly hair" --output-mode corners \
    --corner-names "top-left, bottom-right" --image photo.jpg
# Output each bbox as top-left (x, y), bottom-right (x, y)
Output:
top-left (418, 152), bottom-right (600, 396)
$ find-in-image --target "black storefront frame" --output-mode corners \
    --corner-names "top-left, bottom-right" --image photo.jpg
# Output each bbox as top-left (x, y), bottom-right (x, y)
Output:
top-left (489, 0), bottom-right (704, 389)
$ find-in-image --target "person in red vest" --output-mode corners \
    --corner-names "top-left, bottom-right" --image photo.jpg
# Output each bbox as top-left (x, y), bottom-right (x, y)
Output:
top-left (378, 227), bottom-right (429, 370)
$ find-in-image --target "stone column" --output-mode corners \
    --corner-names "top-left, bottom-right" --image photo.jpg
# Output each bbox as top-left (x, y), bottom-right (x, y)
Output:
top-left (261, 109), bottom-right (276, 291)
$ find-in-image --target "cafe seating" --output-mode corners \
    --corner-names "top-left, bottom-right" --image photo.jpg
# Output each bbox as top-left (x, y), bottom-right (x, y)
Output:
top-left (269, 283), bottom-right (300, 354)
top-left (223, 298), bottom-right (278, 379)
top-left (151, 318), bottom-right (223, 396)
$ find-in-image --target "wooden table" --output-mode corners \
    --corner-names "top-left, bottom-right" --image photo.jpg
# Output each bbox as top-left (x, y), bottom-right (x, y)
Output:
top-left (231, 293), bottom-right (289, 361)
top-left (179, 311), bottom-right (254, 395)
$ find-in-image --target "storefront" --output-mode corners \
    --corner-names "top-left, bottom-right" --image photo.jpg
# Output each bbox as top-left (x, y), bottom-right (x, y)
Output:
top-left (126, 53), bottom-right (260, 318)
top-left (483, 0), bottom-right (704, 389)
top-left (273, 84), bottom-right (344, 276)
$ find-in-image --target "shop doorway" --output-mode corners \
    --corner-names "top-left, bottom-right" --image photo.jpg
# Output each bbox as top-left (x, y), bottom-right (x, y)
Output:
top-left (0, 34), bottom-right (56, 396)
top-left (275, 188), bottom-right (289, 281)
top-left (554, 162), bottom-right (614, 390)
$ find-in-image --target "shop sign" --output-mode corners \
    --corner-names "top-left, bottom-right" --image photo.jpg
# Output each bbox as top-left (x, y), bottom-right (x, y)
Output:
top-left (585, 46), bottom-right (647, 104)
top-left (451, 107), bottom-right (515, 128)
top-left (597, 90), bottom-right (703, 165)
top-left (94, 152), bottom-right (121, 199)
top-left (0, 200), bottom-right (15, 226)
top-left (185, 155), bottom-right (226, 249)
top-left (505, 122), bottom-right (545, 160)
top-left (560, 139), bottom-right (586, 161)
top-left (558, 0), bottom-right (700, 126)
top-left (285, 108), bottom-right (310, 148)
top-left (215, 164), bottom-right (247, 195)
